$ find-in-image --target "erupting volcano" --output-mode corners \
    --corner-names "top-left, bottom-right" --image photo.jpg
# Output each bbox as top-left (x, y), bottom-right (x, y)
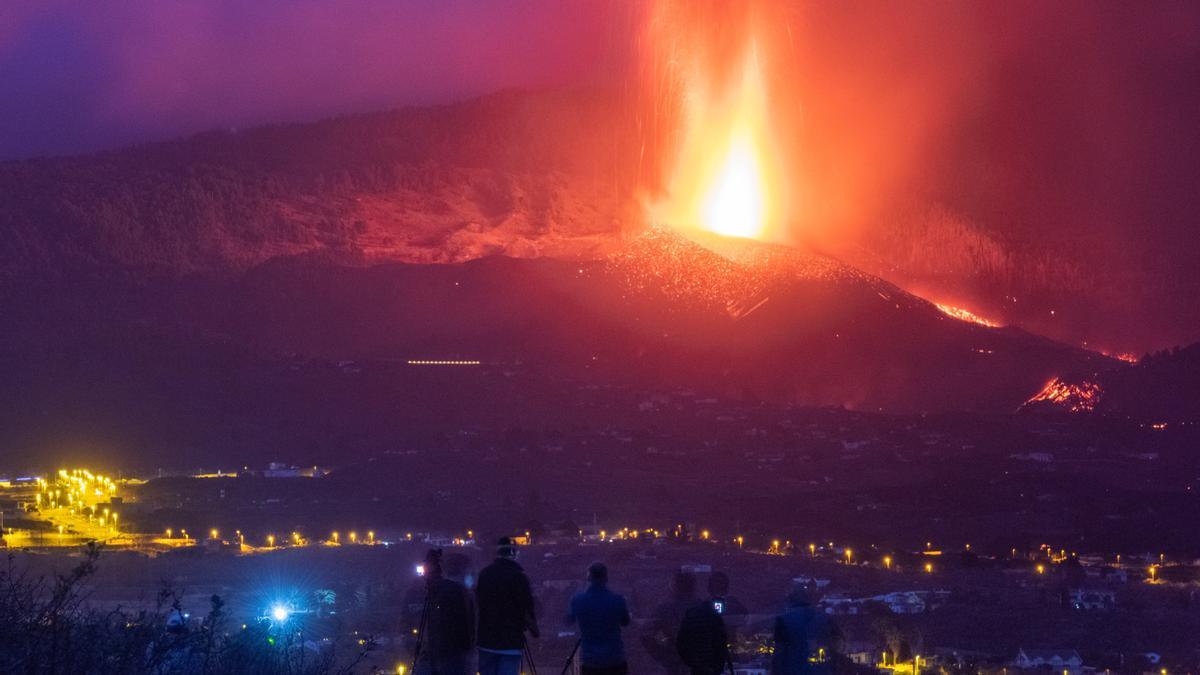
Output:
top-left (652, 49), bottom-right (777, 242)
top-left (642, 2), bottom-right (798, 247)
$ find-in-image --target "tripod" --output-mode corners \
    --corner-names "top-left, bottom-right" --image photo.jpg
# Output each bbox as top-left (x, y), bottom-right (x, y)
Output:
top-left (522, 641), bottom-right (540, 675)
top-left (559, 639), bottom-right (581, 675)
top-left (410, 592), bottom-right (434, 672)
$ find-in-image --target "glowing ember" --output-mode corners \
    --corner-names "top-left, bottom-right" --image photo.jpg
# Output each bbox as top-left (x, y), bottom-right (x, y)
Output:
top-left (933, 302), bottom-right (1000, 328)
top-left (1024, 377), bottom-right (1103, 413)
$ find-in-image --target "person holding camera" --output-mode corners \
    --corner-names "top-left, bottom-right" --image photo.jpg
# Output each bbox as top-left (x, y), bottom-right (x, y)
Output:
top-left (675, 585), bottom-right (731, 675)
top-left (567, 562), bottom-right (631, 675)
top-left (476, 537), bottom-right (539, 675)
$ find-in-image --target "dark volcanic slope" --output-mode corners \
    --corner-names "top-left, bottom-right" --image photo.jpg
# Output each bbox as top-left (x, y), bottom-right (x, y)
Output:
top-left (203, 228), bottom-right (1109, 413)
top-left (0, 226), bottom-right (1127, 470)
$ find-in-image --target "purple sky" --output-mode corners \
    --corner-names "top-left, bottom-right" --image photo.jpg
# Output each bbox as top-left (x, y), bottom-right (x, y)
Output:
top-left (0, 0), bottom-right (632, 160)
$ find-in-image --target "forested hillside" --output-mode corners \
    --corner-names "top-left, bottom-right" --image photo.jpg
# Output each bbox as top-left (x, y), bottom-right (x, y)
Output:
top-left (0, 90), bottom-right (639, 278)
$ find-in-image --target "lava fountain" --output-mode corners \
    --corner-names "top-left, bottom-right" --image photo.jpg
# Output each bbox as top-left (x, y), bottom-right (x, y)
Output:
top-left (643, 3), bottom-right (794, 244)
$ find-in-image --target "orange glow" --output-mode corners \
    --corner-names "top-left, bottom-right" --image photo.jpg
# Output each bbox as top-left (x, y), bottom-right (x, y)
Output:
top-left (1025, 377), bottom-right (1102, 412)
top-left (933, 302), bottom-right (1000, 328)
top-left (651, 50), bottom-right (778, 241)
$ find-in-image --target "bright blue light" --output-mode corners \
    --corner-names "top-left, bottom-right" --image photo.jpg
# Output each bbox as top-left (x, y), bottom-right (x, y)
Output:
top-left (271, 605), bottom-right (290, 622)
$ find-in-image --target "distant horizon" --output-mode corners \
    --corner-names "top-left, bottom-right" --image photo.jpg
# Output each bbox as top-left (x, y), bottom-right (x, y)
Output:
top-left (0, 86), bottom-right (567, 163)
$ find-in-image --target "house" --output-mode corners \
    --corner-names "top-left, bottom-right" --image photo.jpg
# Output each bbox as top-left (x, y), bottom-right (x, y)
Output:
top-left (1069, 588), bottom-right (1116, 610)
top-left (819, 593), bottom-right (858, 615)
top-left (1012, 648), bottom-right (1083, 674)
top-left (867, 591), bottom-right (926, 614)
top-left (843, 640), bottom-right (878, 665)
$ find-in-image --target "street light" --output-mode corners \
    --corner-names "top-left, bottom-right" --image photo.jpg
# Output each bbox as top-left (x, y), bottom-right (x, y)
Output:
top-left (883, 556), bottom-right (892, 570)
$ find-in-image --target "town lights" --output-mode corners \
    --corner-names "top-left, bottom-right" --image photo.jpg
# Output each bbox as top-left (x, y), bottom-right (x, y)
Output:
top-left (845, 549), bottom-right (853, 564)
top-left (809, 543), bottom-right (816, 557)
top-left (267, 534), bottom-right (275, 547)
top-left (924, 563), bottom-right (933, 574)
top-left (368, 531), bottom-right (375, 544)
top-left (883, 556), bottom-right (892, 569)
top-left (210, 529), bottom-right (218, 540)
top-left (1036, 564), bottom-right (1045, 575)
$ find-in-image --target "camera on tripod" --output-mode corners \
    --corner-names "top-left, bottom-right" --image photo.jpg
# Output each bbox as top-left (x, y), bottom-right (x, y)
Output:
top-left (417, 548), bottom-right (443, 578)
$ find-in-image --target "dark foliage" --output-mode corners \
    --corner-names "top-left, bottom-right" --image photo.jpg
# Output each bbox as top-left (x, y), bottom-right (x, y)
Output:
top-left (0, 545), bottom-right (372, 675)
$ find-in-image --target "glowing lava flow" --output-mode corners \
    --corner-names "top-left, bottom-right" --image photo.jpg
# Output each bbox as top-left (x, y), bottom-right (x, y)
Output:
top-left (933, 302), bottom-right (1000, 328)
top-left (1024, 377), bottom-right (1103, 412)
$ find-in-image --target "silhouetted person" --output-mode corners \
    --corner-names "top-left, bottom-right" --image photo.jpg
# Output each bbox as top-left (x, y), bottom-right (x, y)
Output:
top-left (642, 570), bottom-right (697, 674)
top-left (568, 562), bottom-right (631, 675)
top-left (415, 551), bottom-right (475, 675)
top-left (772, 587), bottom-right (831, 675)
top-left (706, 571), bottom-right (747, 617)
top-left (476, 537), bottom-right (539, 675)
top-left (676, 587), bottom-right (731, 675)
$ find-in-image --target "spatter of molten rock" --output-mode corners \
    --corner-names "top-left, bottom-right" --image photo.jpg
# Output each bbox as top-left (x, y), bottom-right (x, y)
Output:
top-left (1024, 377), bottom-right (1103, 413)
